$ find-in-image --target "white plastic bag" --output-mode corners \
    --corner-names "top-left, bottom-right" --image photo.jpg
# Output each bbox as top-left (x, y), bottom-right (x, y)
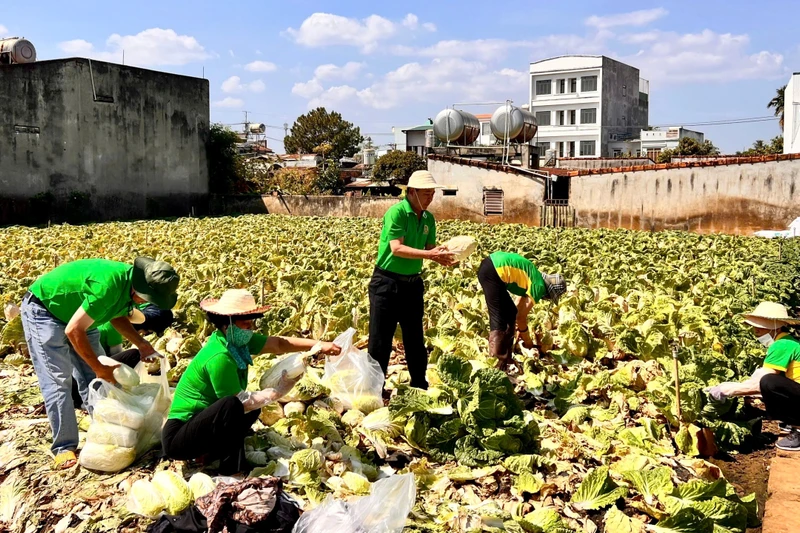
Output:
top-left (441, 235), bottom-right (478, 262)
top-left (293, 473), bottom-right (416, 533)
top-left (323, 329), bottom-right (384, 412)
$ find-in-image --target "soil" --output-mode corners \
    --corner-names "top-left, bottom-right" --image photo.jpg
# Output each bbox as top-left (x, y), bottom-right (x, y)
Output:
top-left (709, 417), bottom-right (779, 533)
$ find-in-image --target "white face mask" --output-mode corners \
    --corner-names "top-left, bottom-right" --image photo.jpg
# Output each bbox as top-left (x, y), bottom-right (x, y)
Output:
top-left (757, 333), bottom-right (774, 348)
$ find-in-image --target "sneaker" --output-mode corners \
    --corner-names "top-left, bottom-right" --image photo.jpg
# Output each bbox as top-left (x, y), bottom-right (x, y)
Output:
top-left (776, 429), bottom-right (800, 451)
top-left (779, 422), bottom-right (793, 434)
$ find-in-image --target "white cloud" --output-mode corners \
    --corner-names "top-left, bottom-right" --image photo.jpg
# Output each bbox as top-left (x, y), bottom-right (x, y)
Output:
top-left (245, 60), bottom-right (277, 72)
top-left (0, 24), bottom-right (9, 36)
top-left (585, 8), bottom-right (668, 29)
top-left (221, 75), bottom-right (265, 93)
top-left (314, 61), bottom-right (365, 81)
top-left (212, 97), bottom-right (244, 108)
top-left (308, 85), bottom-right (360, 109)
top-left (292, 78), bottom-right (323, 98)
top-left (285, 12), bottom-right (434, 53)
top-left (422, 22), bottom-right (437, 32)
top-left (255, 49), bottom-right (262, 55)
top-left (229, 49), bottom-right (235, 58)
top-left (57, 28), bottom-right (210, 66)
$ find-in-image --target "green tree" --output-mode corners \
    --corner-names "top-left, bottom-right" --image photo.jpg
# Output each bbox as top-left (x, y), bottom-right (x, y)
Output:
top-left (657, 137), bottom-right (720, 163)
top-left (768, 85), bottom-right (786, 131)
top-left (283, 108), bottom-right (363, 161)
top-left (372, 150), bottom-right (428, 185)
top-left (207, 124), bottom-right (242, 193)
top-left (736, 135), bottom-right (783, 156)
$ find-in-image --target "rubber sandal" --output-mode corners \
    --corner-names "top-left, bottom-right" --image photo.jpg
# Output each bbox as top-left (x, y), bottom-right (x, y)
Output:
top-left (53, 450), bottom-right (77, 470)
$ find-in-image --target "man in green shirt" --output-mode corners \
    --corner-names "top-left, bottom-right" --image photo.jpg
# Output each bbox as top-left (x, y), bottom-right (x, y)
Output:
top-left (705, 302), bottom-right (800, 451)
top-left (477, 252), bottom-right (566, 367)
top-left (368, 170), bottom-right (455, 390)
top-left (20, 257), bottom-right (180, 469)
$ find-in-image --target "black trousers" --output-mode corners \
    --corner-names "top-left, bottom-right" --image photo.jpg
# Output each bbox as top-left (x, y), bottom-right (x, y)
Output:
top-left (162, 396), bottom-right (260, 475)
top-left (760, 373), bottom-right (800, 426)
top-left (478, 257), bottom-right (517, 332)
top-left (72, 348), bottom-right (142, 408)
top-left (368, 267), bottom-right (428, 389)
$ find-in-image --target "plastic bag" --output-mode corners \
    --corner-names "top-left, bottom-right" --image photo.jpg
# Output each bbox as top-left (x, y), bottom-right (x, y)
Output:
top-left (441, 235), bottom-right (478, 262)
top-left (323, 329), bottom-right (384, 411)
top-left (260, 352), bottom-right (308, 390)
top-left (79, 441), bottom-right (137, 473)
top-left (86, 421), bottom-right (138, 448)
top-left (293, 473), bottom-right (416, 533)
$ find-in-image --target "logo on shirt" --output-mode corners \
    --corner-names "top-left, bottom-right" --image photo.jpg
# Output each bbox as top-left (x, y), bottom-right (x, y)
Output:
top-left (423, 226), bottom-right (429, 235)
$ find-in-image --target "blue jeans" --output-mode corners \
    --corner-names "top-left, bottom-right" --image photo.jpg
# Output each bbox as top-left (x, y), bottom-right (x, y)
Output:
top-left (21, 297), bottom-right (105, 455)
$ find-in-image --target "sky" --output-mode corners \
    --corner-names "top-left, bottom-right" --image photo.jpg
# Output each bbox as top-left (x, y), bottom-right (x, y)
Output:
top-left (2, 0), bottom-right (797, 153)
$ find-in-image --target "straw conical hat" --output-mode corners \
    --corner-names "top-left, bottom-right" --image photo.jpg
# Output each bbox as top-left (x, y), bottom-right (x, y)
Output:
top-left (743, 301), bottom-right (800, 327)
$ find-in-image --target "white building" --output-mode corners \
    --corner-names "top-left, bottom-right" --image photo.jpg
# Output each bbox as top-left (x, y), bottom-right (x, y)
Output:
top-left (608, 127), bottom-right (705, 159)
top-left (530, 55), bottom-right (649, 158)
top-left (785, 73), bottom-right (800, 155)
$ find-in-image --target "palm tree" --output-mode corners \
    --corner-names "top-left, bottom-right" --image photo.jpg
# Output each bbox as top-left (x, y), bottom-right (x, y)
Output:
top-left (768, 85), bottom-right (786, 130)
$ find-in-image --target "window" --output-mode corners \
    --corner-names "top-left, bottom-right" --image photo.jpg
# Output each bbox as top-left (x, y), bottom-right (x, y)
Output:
top-left (556, 110), bottom-right (565, 126)
top-left (557, 79), bottom-right (566, 94)
top-left (622, 84), bottom-right (627, 97)
top-left (443, 189), bottom-right (458, 197)
top-left (569, 78), bottom-right (577, 93)
top-left (535, 111), bottom-right (551, 126)
top-left (613, 149), bottom-right (622, 157)
top-left (647, 148), bottom-right (661, 161)
top-left (537, 142), bottom-right (550, 155)
top-left (581, 75), bottom-right (598, 92)
top-left (483, 189), bottom-right (504, 216)
top-left (568, 110), bottom-right (576, 125)
top-left (535, 80), bottom-right (552, 95)
top-left (580, 108), bottom-right (597, 124)
top-left (481, 122), bottom-right (491, 135)
top-left (579, 140), bottom-right (596, 156)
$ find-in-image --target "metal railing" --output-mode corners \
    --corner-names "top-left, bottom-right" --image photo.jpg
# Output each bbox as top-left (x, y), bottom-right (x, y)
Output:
top-left (540, 201), bottom-right (575, 228)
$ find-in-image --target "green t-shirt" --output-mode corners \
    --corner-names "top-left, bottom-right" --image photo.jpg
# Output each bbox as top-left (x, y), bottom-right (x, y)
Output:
top-left (489, 252), bottom-right (546, 301)
top-left (168, 330), bottom-right (268, 422)
top-left (375, 198), bottom-right (436, 275)
top-left (763, 333), bottom-right (800, 382)
top-left (97, 322), bottom-right (124, 353)
top-left (29, 259), bottom-right (134, 326)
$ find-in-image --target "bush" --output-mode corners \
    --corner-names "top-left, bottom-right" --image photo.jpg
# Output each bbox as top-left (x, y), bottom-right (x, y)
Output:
top-left (372, 151), bottom-right (427, 186)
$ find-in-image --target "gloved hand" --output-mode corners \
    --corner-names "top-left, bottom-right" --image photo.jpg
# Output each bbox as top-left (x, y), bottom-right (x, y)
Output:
top-left (705, 385), bottom-right (729, 402)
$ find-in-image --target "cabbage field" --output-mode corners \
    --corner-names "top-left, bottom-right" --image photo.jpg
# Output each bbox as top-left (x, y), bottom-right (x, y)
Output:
top-left (1, 214), bottom-right (800, 533)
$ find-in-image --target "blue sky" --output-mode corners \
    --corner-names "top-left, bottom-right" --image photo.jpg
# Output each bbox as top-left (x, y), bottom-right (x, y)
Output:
top-left (3, 1), bottom-right (797, 153)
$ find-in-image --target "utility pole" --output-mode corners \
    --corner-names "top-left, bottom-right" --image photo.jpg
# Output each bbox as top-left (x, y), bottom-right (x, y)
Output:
top-left (283, 122), bottom-right (289, 137)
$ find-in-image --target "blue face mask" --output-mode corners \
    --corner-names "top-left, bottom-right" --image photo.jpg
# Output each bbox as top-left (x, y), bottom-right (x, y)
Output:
top-left (227, 322), bottom-right (254, 347)
top-left (226, 320), bottom-right (255, 369)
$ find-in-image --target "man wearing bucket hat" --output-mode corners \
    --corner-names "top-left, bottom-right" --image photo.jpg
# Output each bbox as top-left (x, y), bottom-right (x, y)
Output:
top-left (478, 251), bottom-right (567, 368)
top-left (20, 257), bottom-right (180, 469)
top-left (163, 289), bottom-right (341, 475)
top-left (705, 301), bottom-right (800, 451)
top-left (368, 170), bottom-right (456, 390)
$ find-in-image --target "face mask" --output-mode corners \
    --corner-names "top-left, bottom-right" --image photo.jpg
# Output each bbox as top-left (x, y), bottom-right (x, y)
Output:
top-left (757, 333), bottom-right (774, 348)
top-left (227, 322), bottom-right (254, 347)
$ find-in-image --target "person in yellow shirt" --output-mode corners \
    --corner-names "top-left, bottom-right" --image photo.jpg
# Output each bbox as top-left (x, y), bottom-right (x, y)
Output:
top-left (705, 302), bottom-right (800, 451)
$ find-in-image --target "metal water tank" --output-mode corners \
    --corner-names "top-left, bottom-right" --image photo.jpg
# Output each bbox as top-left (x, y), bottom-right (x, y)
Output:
top-left (433, 109), bottom-right (480, 145)
top-left (490, 105), bottom-right (538, 143)
top-left (363, 148), bottom-right (376, 166)
top-left (0, 38), bottom-right (36, 64)
top-left (424, 129), bottom-right (434, 148)
top-left (248, 123), bottom-right (266, 134)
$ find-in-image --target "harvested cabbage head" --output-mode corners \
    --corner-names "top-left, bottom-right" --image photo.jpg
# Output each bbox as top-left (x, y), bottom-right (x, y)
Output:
top-left (127, 479), bottom-right (165, 518)
top-left (86, 421), bottom-right (138, 448)
top-left (259, 352), bottom-right (307, 390)
top-left (283, 402), bottom-right (306, 417)
top-left (188, 473), bottom-right (216, 500)
top-left (352, 395), bottom-right (383, 414)
top-left (98, 356), bottom-right (140, 389)
top-left (93, 398), bottom-right (145, 430)
top-left (152, 470), bottom-right (193, 515)
top-left (79, 442), bottom-right (136, 473)
top-left (341, 409), bottom-right (365, 427)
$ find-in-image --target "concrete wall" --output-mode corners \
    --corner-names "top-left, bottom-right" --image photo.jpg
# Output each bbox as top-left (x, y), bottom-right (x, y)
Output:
top-left (570, 159), bottom-right (800, 234)
top-left (427, 157), bottom-right (545, 225)
top-left (601, 57), bottom-right (647, 157)
top-left (556, 158), bottom-right (653, 169)
top-left (210, 194), bottom-right (399, 219)
top-left (0, 58), bottom-right (209, 224)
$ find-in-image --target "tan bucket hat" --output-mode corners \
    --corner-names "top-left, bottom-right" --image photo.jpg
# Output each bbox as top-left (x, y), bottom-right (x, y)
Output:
top-left (743, 301), bottom-right (800, 328)
top-left (200, 289), bottom-right (270, 316)
top-left (402, 170), bottom-right (444, 190)
top-left (128, 308), bottom-right (146, 325)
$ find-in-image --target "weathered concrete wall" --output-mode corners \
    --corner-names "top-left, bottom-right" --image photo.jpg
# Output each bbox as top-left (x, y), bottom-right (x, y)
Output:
top-left (557, 158), bottom-right (653, 169)
top-left (0, 58), bottom-right (209, 224)
top-left (209, 194), bottom-right (399, 219)
top-left (601, 57), bottom-right (647, 157)
top-left (571, 159), bottom-right (800, 234)
top-left (427, 158), bottom-right (545, 225)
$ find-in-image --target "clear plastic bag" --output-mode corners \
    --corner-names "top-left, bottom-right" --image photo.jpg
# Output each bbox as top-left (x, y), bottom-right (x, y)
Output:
top-left (259, 352), bottom-right (308, 390)
top-left (81, 356), bottom-right (173, 472)
top-left (292, 473), bottom-right (416, 533)
top-left (323, 329), bottom-right (384, 411)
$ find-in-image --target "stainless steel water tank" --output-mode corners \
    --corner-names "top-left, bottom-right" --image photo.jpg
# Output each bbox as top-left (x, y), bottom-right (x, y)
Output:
top-left (490, 105), bottom-right (538, 143)
top-left (248, 123), bottom-right (266, 134)
top-left (433, 109), bottom-right (480, 145)
top-left (0, 38), bottom-right (36, 64)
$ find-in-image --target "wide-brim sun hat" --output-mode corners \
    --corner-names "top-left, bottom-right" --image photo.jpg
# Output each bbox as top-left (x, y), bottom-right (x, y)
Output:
top-left (200, 289), bottom-right (271, 316)
top-left (401, 170), bottom-right (445, 190)
top-left (743, 301), bottom-right (800, 328)
top-left (132, 257), bottom-right (180, 310)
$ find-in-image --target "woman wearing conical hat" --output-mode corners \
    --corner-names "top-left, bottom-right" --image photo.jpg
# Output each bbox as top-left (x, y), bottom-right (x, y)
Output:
top-left (706, 302), bottom-right (800, 451)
